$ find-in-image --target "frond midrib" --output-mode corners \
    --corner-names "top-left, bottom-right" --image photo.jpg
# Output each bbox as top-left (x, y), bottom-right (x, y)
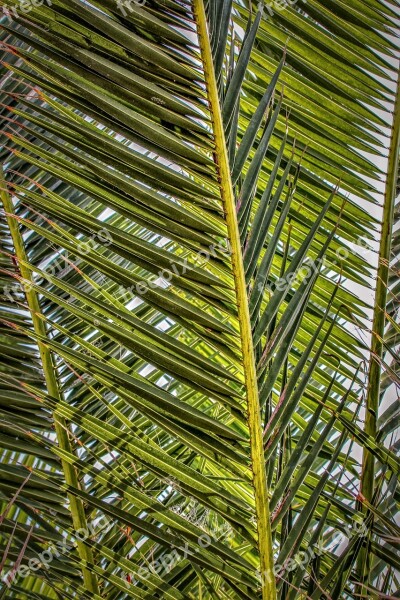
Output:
top-left (193, 2), bottom-right (276, 598)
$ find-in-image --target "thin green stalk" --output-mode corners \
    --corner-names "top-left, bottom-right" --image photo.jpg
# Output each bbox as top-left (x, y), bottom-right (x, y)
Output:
top-left (0, 165), bottom-right (100, 596)
top-left (359, 67), bottom-right (400, 583)
top-left (193, 3), bottom-right (276, 599)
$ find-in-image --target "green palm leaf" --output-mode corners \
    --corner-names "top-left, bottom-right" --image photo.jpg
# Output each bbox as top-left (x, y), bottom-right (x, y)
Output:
top-left (0, 1), bottom-right (398, 599)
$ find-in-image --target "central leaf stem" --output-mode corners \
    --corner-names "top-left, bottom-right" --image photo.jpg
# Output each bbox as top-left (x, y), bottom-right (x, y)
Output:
top-left (0, 166), bottom-right (100, 596)
top-left (193, 2), bottom-right (276, 598)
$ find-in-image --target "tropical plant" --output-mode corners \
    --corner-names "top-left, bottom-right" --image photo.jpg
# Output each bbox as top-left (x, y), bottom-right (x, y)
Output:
top-left (0, 0), bottom-right (399, 598)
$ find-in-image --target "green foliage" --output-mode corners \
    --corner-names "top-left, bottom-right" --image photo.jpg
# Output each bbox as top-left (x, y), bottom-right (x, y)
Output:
top-left (0, 0), bottom-right (398, 598)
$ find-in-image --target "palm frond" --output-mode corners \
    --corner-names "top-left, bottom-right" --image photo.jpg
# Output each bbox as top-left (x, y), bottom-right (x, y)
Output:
top-left (0, 1), bottom-right (398, 599)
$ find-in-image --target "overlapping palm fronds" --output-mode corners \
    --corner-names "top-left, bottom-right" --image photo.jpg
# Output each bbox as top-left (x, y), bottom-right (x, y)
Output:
top-left (0, 1), bottom-right (398, 598)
